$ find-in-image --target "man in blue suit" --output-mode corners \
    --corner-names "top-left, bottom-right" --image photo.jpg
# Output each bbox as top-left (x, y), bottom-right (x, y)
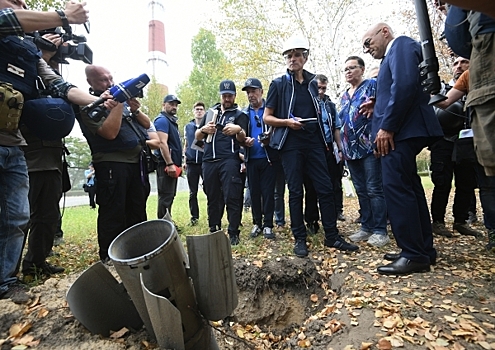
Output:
top-left (361, 23), bottom-right (443, 275)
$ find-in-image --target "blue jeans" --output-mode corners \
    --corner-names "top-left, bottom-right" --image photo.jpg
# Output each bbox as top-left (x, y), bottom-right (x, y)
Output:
top-left (475, 162), bottom-right (495, 231)
top-left (347, 154), bottom-right (388, 235)
top-left (0, 146), bottom-right (30, 294)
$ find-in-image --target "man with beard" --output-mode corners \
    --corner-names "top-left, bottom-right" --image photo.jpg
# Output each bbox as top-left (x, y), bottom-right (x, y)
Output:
top-left (154, 94), bottom-right (183, 219)
top-left (195, 80), bottom-right (248, 245)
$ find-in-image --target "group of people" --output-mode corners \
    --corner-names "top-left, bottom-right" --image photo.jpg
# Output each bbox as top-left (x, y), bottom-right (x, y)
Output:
top-left (2, 0), bottom-right (495, 307)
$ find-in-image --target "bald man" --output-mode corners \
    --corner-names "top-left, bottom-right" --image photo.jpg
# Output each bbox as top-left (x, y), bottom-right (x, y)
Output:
top-left (361, 23), bottom-right (443, 275)
top-left (78, 65), bottom-right (152, 263)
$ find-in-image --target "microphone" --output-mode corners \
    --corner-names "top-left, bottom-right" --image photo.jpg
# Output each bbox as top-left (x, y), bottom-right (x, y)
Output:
top-left (81, 73), bottom-right (150, 112)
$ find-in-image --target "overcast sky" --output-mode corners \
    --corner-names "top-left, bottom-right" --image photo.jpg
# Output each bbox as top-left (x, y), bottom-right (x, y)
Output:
top-left (58, 0), bottom-right (214, 137)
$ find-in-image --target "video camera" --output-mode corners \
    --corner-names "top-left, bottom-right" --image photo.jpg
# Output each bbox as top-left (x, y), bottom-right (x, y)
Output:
top-left (82, 74), bottom-right (151, 121)
top-left (32, 23), bottom-right (92, 64)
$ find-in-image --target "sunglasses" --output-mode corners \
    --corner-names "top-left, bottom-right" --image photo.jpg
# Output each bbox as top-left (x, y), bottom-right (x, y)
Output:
top-left (363, 28), bottom-right (383, 52)
top-left (254, 115), bottom-right (261, 128)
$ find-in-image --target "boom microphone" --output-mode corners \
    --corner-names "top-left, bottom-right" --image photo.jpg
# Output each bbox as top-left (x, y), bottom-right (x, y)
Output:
top-left (82, 73), bottom-right (150, 112)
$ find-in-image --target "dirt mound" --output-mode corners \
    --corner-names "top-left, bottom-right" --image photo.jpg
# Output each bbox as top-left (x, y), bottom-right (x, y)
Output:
top-left (233, 257), bottom-right (324, 330)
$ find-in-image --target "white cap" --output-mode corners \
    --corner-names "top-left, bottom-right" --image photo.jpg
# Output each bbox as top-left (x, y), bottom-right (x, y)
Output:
top-left (282, 35), bottom-right (310, 55)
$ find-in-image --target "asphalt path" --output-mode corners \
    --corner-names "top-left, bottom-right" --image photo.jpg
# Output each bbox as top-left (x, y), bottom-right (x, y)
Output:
top-left (59, 176), bottom-right (190, 208)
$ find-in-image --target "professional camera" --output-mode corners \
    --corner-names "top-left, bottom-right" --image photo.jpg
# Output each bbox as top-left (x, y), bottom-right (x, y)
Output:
top-left (35, 25), bottom-right (92, 64)
top-left (258, 132), bottom-right (270, 146)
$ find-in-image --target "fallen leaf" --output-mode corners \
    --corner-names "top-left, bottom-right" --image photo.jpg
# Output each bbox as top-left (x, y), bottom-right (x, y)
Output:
top-left (110, 327), bottom-right (129, 339)
top-left (310, 294), bottom-right (318, 302)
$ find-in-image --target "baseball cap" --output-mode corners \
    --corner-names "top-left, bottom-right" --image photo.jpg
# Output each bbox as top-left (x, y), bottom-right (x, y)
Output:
top-left (242, 78), bottom-right (263, 91)
top-left (163, 94), bottom-right (181, 104)
top-left (219, 80), bottom-right (236, 95)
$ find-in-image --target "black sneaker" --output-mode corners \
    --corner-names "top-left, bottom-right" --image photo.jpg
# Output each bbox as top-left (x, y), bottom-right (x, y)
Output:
top-left (230, 235), bottom-right (240, 246)
top-left (453, 222), bottom-right (482, 238)
top-left (0, 281), bottom-right (30, 304)
top-left (293, 239), bottom-right (308, 257)
top-left (263, 227), bottom-right (275, 239)
top-left (324, 236), bottom-right (359, 252)
top-left (337, 212), bottom-right (346, 221)
top-left (306, 221), bottom-right (319, 235)
top-left (189, 218), bottom-right (199, 226)
top-left (432, 221), bottom-right (453, 238)
top-left (41, 262), bottom-right (65, 275)
top-left (250, 225), bottom-right (261, 238)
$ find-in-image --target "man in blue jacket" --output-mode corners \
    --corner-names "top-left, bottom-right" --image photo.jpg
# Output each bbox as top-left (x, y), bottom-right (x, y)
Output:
top-left (263, 35), bottom-right (358, 257)
top-left (361, 23), bottom-right (443, 275)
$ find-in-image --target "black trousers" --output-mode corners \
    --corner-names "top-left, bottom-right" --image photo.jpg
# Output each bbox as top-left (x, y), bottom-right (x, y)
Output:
top-left (246, 158), bottom-right (276, 228)
top-left (202, 159), bottom-right (243, 235)
top-left (21, 170), bottom-right (62, 273)
top-left (186, 163), bottom-right (202, 220)
top-left (430, 139), bottom-right (476, 224)
top-left (303, 148), bottom-right (342, 223)
top-left (94, 161), bottom-right (149, 260)
top-left (87, 185), bottom-right (96, 208)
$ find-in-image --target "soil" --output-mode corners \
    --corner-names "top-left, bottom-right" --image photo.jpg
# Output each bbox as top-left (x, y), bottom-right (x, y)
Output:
top-left (1, 194), bottom-right (495, 350)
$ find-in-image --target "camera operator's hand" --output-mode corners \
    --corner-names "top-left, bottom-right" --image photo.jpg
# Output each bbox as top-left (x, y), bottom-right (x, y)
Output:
top-left (244, 137), bottom-right (255, 147)
top-left (127, 97), bottom-right (140, 114)
top-left (64, 1), bottom-right (89, 25)
top-left (40, 33), bottom-right (62, 64)
top-left (103, 97), bottom-right (118, 111)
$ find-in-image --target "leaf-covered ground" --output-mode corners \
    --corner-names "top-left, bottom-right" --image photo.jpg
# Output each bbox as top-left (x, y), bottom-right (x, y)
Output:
top-left (1, 190), bottom-right (494, 350)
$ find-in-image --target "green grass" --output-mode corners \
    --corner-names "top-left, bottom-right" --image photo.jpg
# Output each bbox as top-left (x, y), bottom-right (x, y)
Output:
top-left (54, 176), bottom-right (434, 275)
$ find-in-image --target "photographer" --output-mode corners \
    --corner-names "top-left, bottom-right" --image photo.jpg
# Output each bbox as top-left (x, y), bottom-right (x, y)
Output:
top-left (0, 1), bottom-right (96, 304)
top-left (77, 65), bottom-right (151, 264)
top-left (241, 78), bottom-right (278, 240)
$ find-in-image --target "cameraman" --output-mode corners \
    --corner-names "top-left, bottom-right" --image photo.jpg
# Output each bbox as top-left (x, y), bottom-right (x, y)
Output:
top-left (0, 1), bottom-right (94, 304)
top-left (77, 65), bottom-right (151, 264)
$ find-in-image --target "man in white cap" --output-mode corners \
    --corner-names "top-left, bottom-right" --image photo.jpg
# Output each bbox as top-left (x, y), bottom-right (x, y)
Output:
top-left (263, 35), bottom-right (358, 257)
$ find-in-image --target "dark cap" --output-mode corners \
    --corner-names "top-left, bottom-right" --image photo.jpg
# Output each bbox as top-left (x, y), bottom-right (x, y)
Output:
top-left (163, 94), bottom-right (181, 104)
top-left (219, 80), bottom-right (236, 95)
top-left (242, 78), bottom-right (263, 91)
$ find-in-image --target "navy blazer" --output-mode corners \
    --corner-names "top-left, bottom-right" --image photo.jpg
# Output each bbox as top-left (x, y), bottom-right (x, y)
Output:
top-left (373, 36), bottom-right (443, 142)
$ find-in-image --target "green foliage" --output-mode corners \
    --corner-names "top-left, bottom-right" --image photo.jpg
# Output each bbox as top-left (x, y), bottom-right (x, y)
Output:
top-left (25, 0), bottom-right (66, 11)
top-left (141, 76), bottom-right (168, 121)
top-left (176, 29), bottom-right (236, 128)
top-left (64, 136), bottom-right (91, 168)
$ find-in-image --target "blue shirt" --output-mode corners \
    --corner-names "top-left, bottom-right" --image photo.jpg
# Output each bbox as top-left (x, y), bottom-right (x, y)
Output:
top-left (339, 79), bottom-right (376, 160)
top-left (154, 112), bottom-right (183, 166)
top-left (248, 107), bottom-right (266, 159)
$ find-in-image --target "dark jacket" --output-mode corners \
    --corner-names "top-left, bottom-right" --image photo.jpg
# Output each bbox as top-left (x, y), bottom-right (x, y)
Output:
top-left (374, 36), bottom-right (443, 142)
top-left (77, 107), bottom-right (147, 155)
top-left (198, 103), bottom-right (249, 162)
top-left (184, 119), bottom-right (203, 164)
top-left (154, 111), bottom-right (182, 166)
top-left (266, 69), bottom-right (328, 151)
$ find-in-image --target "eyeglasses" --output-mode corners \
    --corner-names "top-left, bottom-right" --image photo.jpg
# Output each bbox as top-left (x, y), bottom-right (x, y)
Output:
top-left (363, 28), bottom-right (383, 52)
top-left (284, 51), bottom-right (306, 60)
top-left (344, 65), bottom-right (361, 72)
top-left (318, 86), bottom-right (327, 91)
top-left (254, 115), bottom-right (261, 128)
